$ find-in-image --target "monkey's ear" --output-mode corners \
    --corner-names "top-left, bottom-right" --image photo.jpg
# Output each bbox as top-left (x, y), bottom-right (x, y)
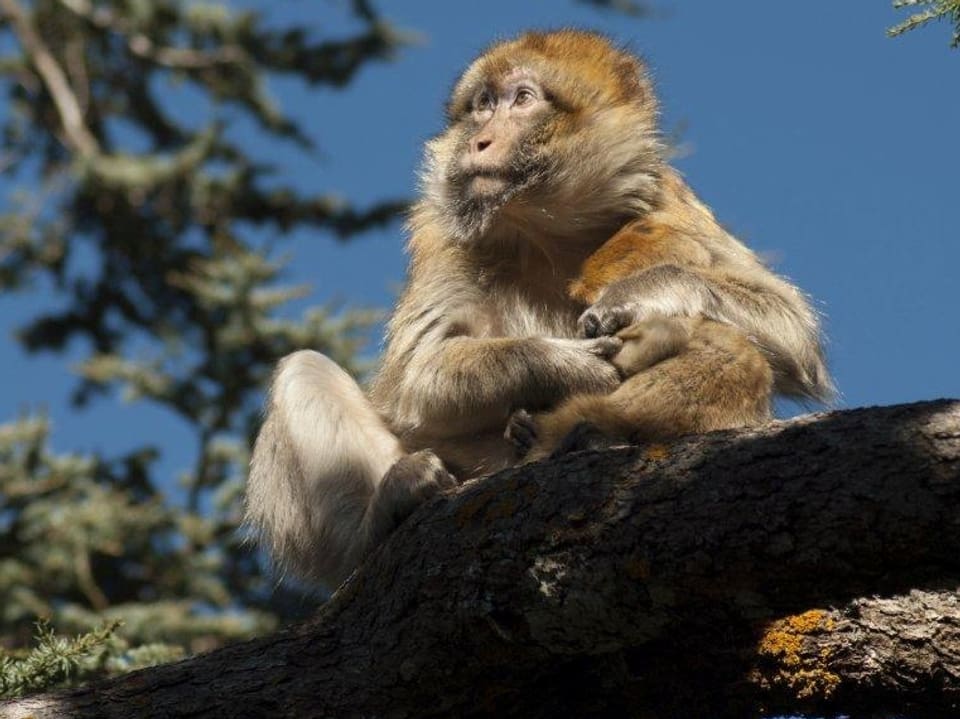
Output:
top-left (444, 84), bottom-right (473, 123)
top-left (444, 98), bottom-right (464, 124)
top-left (613, 52), bottom-right (655, 107)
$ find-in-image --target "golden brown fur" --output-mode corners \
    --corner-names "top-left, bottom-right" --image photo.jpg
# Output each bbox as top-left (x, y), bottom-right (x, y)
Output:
top-left (245, 30), bottom-right (831, 589)
top-left (512, 316), bottom-right (774, 463)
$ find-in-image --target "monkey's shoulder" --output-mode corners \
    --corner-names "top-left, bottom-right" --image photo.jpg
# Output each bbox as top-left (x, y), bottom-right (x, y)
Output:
top-left (570, 218), bottom-right (714, 304)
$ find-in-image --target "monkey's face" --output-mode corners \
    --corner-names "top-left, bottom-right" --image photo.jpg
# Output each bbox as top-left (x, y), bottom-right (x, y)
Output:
top-left (441, 68), bottom-right (556, 235)
top-left (422, 31), bottom-right (665, 245)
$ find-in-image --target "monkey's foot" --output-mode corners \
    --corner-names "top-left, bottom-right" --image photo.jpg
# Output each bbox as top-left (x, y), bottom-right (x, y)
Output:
top-left (505, 409), bottom-right (538, 458)
top-left (376, 450), bottom-right (457, 527)
top-left (551, 421), bottom-right (617, 459)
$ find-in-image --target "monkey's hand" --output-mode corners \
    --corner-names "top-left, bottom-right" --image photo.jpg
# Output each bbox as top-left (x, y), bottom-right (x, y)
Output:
top-left (504, 408), bottom-right (538, 458)
top-left (505, 337), bottom-right (620, 460)
top-left (365, 450), bottom-right (457, 545)
top-left (578, 265), bottom-right (713, 338)
top-left (543, 336), bottom-right (623, 394)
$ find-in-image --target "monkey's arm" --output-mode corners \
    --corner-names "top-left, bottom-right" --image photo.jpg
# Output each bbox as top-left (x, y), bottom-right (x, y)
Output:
top-left (705, 270), bottom-right (830, 400)
top-left (370, 244), bottom-right (625, 436)
top-left (377, 333), bottom-right (622, 438)
top-left (578, 264), bottom-right (831, 401)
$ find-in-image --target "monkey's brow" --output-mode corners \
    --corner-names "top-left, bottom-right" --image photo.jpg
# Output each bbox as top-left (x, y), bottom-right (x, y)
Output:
top-left (476, 66), bottom-right (540, 94)
top-left (501, 66), bottom-right (538, 82)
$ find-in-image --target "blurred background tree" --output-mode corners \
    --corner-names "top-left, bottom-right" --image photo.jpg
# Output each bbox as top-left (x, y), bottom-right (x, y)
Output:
top-left (0, 0), bottom-right (409, 695)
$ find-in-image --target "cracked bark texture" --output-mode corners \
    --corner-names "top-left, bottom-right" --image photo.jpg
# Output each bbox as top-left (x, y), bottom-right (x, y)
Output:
top-left (3, 400), bottom-right (960, 719)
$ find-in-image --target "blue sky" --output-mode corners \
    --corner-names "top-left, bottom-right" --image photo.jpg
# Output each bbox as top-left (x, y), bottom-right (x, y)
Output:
top-left (1, 1), bottom-right (958, 486)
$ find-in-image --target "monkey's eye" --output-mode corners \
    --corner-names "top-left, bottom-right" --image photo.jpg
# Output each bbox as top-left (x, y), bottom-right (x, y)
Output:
top-left (475, 92), bottom-right (495, 113)
top-left (514, 87), bottom-right (536, 107)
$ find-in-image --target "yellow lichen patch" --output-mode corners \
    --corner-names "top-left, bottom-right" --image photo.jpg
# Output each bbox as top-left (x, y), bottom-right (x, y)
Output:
top-left (456, 477), bottom-right (536, 527)
top-left (643, 444), bottom-right (669, 461)
top-left (754, 609), bottom-right (840, 700)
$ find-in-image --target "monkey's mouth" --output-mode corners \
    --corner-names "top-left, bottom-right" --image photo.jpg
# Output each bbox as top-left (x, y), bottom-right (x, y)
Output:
top-left (464, 169), bottom-right (511, 196)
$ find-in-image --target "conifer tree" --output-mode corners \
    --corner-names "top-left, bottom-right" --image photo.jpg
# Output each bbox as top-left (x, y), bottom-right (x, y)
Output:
top-left (890, 0), bottom-right (960, 46)
top-left (0, 0), bottom-right (406, 694)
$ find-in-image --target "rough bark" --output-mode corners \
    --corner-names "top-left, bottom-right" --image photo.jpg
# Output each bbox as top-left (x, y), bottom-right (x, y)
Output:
top-left (4, 400), bottom-right (960, 719)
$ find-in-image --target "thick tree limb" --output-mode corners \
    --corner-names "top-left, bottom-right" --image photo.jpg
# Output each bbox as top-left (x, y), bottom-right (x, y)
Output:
top-left (4, 400), bottom-right (960, 718)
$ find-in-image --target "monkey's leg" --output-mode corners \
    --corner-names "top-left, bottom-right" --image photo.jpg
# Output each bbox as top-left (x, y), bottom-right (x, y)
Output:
top-left (246, 350), bottom-right (455, 589)
top-left (507, 393), bottom-right (635, 463)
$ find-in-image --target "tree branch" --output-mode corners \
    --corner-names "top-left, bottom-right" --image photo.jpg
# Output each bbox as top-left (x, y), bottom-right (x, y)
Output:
top-left (3, 400), bottom-right (959, 718)
top-left (0, 0), bottom-right (99, 156)
top-left (56, 0), bottom-right (248, 70)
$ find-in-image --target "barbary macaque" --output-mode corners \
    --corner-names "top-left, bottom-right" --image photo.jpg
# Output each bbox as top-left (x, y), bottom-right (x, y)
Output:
top-left (245, 30), bottom-right (831, 588)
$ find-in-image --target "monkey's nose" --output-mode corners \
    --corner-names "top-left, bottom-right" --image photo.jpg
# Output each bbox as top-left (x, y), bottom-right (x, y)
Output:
top-left (475, 139), bottom-right (492, 153)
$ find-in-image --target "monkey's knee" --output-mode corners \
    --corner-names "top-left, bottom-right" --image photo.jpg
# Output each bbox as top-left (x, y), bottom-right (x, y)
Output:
top-left (271, 349), bottom-right (403, 478)
top-left (272, 350), bottom-right (368, 410)
top-left (275, 349), bottom-right (335, 378)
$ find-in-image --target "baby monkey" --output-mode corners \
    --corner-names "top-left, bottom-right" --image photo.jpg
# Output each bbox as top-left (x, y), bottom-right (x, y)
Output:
top-left (507, 218), bottom-right (774, 462)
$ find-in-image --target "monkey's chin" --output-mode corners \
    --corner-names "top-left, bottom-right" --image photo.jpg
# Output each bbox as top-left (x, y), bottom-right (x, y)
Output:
top-left (448, 176), bottom-right (528, 243)
top-left (469, 175), bottom-right (509, 196)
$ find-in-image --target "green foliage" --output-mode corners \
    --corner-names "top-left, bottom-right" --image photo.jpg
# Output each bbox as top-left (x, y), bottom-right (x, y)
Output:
top-left (0, 621), bottom-right (120, 698)
top-left (0, 0), bottom-right (404, 696)
top-left (0, 618), bottom-right (188, 699)
top-left (889, 0), bottom-right (960, 47)
top-left (0, 415), bottom-right (276, 646)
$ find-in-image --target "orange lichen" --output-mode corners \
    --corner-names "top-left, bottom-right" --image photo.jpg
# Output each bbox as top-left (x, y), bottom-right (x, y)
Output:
top-left (643, 444), bottom-right (669, 461)
top-left (455, 476), bottom-right (539, 528)
top-left (754, 609), bottom-right (840, 699)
